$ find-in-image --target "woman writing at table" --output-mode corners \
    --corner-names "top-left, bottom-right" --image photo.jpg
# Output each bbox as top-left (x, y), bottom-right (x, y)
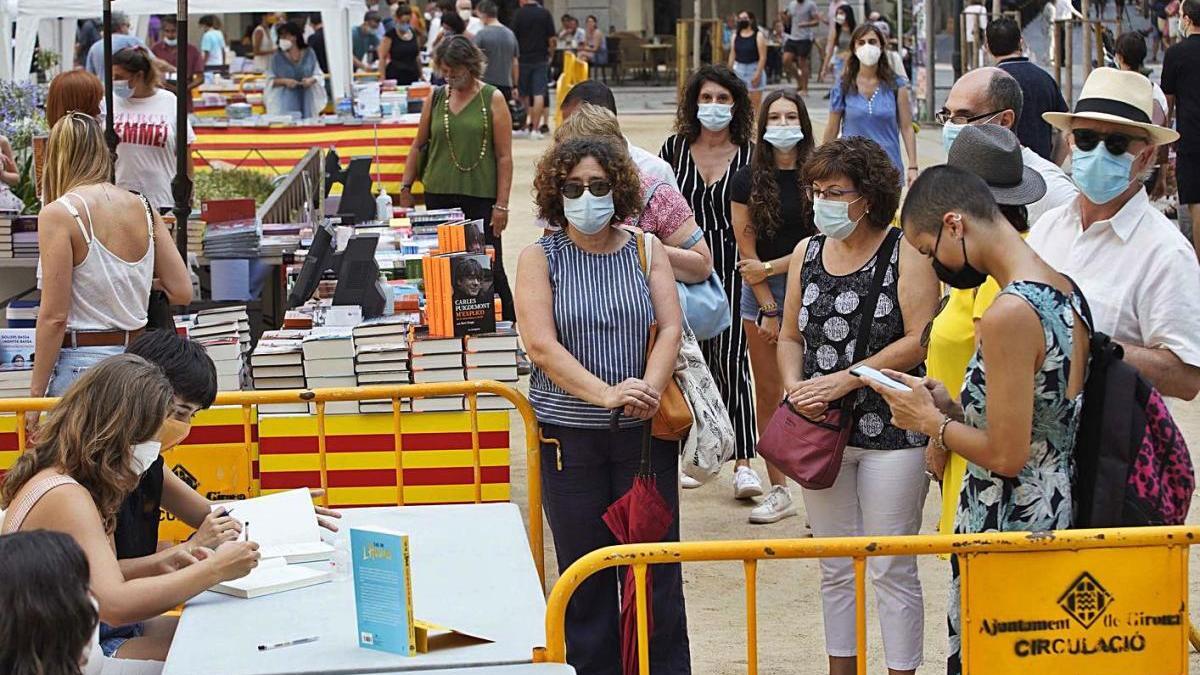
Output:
top-left (2, 355), bottom-right (261, 662)
top-left (864, 166), bottom-right (1088, 673)
top-left (265, 21), bottom-right (328, 118)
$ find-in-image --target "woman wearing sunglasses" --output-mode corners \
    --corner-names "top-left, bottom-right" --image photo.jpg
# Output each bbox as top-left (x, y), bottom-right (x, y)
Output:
top-left (923, 124), bottom-right (1046, 539)
top-left (775, 137), bottom-right (938, 675)
top-left (863, 165), bottom-right (1090, 674)
top-left (515, 136), bottom-right (690, 674)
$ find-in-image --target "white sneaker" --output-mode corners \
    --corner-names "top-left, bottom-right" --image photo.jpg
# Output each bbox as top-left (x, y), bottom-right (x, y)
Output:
top-left (530, 130), bottom-right (545, 140)
top-left (733, 466), bottom-right (764, 499)
top-left (680, 472), bottom-right (703, 489)
top-left (749, 486), bottom-right (798, 524)
top-left (513, 128), bottom-right (531, 138)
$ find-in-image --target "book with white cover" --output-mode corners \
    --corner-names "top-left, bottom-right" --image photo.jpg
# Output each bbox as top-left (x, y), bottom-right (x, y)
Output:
top-left (197, 305), bottom-right (249, 325)
top-left (412, 368), bottom-right (466, 384)
top-left (254, 376), bottom-right (306, 389)
top-left (210, 557), bottom-right (330, 599)
top-left (353, 333), bottom-right (413, 348)
top-left (411, 396), bottom-right (464, 412)
top-left (190, 321), bottom-right (241, 339)
top-left (355, 343), bottom-right (409, 362)
top-left (411, 352), bottom-right (464, 370)
top-left (355, 361), bottom-right (412, 374)
top-left (465, 365), bottom-right (519, 382)
top-left (464, 350), bottom-right (517, 368)
top-left (305, 358), bottom-right (355, 378)
top-left (251, 364), bottom-right (304, 379)
top-left (303, 329), bottom-right (355, 360)
top-left (211, 488), bottom-right (334, 563)
top-left (357, 371), bottom-right (412, 384)
top-left (306, 376), bottom-right (358, 388)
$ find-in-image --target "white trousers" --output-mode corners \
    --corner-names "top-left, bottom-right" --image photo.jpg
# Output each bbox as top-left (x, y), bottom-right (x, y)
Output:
top-left (801, 445), bottom-right (928, 671)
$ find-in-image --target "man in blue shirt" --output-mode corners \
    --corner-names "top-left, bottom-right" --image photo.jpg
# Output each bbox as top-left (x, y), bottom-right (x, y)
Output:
top-left (351, 10), bottom-right (383, 71)
top-left (85, 11), bottom-right (146, 76)
top-left (986, 16), bottom-right (1069, 164)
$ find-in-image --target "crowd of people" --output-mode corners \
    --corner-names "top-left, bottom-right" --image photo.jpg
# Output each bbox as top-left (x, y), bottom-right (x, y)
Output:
top-left (5, 2), bottom-right (1200, 675)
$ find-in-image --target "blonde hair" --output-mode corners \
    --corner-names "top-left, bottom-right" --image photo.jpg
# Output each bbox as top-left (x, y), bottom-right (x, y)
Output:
top-left (0, 354), bottom-right (171, 534)
top-left (42, 113), bottom-right (111, 204)
top-left (554, 103), bottom-right (623, 143)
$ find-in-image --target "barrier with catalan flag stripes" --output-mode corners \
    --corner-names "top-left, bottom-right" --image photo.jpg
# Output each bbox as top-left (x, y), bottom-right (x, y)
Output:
top-left (0, 381), bottom-right (545, 586)
top-left (535, 528), bottom-right (1200, 674)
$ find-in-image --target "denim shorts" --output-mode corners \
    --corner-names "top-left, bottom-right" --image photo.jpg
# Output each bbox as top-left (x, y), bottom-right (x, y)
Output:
top-left (739, 274), bottom-right (789, 321)
top-left (518, 62), bottom-right (550, 99)
top-left (733, 60), bottom-right (764, 92)
top-left (99, 621), bottom-right (145, 657)
top-left (47, 345), bottom-right (125, 397)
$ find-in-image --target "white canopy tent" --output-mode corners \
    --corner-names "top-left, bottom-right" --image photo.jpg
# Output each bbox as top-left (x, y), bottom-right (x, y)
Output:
top-left (7, 0), bottom-right (365, 101)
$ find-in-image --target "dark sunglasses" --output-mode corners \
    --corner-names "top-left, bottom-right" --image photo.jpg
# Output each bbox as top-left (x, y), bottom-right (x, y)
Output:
top-left (561, 179), bottom-right (613, 199)
top-left (1071, 128), bottom-right (1147, 156)
top-left (920, 294), bottom-right (952, 349)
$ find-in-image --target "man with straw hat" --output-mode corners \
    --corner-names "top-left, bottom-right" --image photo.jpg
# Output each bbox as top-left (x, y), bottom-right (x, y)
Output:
top-left (1029, 67), bottom-right (1200, 400)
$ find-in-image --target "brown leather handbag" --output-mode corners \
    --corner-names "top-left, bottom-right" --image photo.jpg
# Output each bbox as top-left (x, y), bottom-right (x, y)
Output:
top-left (634, 232), bottom-right (693, 441)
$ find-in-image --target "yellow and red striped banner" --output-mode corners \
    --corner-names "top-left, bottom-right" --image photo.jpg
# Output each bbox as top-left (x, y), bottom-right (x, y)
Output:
top-left (191, 122), bottom-right (418, 193)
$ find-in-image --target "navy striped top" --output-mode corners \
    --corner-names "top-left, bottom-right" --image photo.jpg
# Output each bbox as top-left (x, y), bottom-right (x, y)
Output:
top-left (529, 231), bottom-right (656, 429)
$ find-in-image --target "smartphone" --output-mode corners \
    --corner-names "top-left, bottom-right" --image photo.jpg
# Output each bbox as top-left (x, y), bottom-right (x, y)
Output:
top-left (850, 365), bottom-right (912, 392)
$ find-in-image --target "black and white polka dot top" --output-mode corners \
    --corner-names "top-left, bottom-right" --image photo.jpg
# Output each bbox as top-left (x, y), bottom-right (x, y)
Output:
top-left (798, 232), bottom-right (927, 450)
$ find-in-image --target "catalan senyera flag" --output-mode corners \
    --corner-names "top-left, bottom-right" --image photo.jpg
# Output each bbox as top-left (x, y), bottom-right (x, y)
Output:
top-left (0, 407), bottom-right (510, 543)
top-left (191, 122), bottom-right (419, 194)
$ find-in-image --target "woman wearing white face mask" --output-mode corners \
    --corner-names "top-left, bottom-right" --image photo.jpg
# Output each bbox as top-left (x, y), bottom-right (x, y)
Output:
top-left (729, 90), bottom-right (816, 524)
top-left (823, 23), bottom-right (919, 186)
top-left (660, 65), bottom-right (763, 499)
top-left (110, 47), bottom-right (195, 213)
top-left (2, 355), bottom-right (261, 663)
top-left (264, 21), bottom-right (327, 118)
top-left (516, 137), bottom-right (690, 674)
top-left (820, 2), bottom-right (856, 83)
top-left (776, 137), bottom-right (939, 675)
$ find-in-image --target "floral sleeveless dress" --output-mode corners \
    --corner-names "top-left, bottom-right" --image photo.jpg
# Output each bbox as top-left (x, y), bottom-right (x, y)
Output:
top-left (947, 280), bottom-right (1086, 673)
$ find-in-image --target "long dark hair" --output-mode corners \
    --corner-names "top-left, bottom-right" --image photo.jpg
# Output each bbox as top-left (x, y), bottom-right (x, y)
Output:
top-left (673, 64), bottom-right (754, 146)
top-left (750, 89), bottom-right (815, 239)
top-left (0, 530), bottom-right (98, 675)
top-left (833, 3), bottom-right (857, 42)
top-left (839, 22), bottom-right (897, 97)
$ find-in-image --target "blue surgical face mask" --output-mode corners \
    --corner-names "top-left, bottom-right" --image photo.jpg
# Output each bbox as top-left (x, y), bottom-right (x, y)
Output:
top-left (697, 103), bottom-right (734, 132)
top-left (942, 122), bottom-right (965, 153)
top-left (1072, 145), bottom-right (1135, 205)
top-left (164, 37), bottom-right (178, 46)
top-left (113, 79), bottom-right (134, 99)
top-left (763, 125), bottom-right (805, 150)
top-left (563, 192), bottom-right (615, 234)
top-left (813, 196), bottom-right (865, 240)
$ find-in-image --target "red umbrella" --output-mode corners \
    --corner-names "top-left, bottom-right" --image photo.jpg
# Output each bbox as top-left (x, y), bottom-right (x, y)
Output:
top-left (601, 412), bottom-right (674, 675)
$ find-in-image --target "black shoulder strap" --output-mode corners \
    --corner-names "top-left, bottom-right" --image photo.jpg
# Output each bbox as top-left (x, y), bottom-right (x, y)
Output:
top-left (851, 228), bottom-right (901, 365)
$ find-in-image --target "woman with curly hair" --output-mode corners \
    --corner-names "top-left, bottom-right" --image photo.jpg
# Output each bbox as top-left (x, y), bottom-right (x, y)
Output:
top-left (823, 22), bottom-right (918, 185)
top-left (660, 64), bottom-right (761, 499)
top-left (729, 89), bottom-right (815, 524)
top-left (516, 136), bottom-right (690, 674)
top-left (1, 354), bottom-right (260, 662)
top-left (776, 137), bottom-right (938, 675)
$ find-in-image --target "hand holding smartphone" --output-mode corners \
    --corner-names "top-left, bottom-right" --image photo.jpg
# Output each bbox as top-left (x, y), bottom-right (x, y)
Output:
top-left (850, 365), bottom-right (912, 392)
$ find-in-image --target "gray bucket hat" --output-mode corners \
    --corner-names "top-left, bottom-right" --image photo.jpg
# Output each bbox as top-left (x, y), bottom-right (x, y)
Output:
top-left (947, 124), bottom-right (1046, 206)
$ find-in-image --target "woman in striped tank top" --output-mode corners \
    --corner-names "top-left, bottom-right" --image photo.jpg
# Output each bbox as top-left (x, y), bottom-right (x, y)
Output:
top-left (516, 137), bottom-right (691, 674)
top-left (660, 65), bottom-right (763, 501)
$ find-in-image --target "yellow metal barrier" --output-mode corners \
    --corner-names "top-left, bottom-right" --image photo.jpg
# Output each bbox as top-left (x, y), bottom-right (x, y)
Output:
top-left (536, 527), bottom-right (1200, 673)
top-left (0, 380), bottom-right (545, 588)
top-left (554, 51), bottom-right (589, 127)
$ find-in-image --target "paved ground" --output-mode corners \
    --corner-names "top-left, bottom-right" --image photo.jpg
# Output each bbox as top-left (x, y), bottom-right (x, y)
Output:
top-left (496, 112), bottom-right (1200, 673)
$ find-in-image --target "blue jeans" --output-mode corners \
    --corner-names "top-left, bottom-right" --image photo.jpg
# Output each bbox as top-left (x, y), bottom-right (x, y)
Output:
top-left (48, 345), bottom-right (125, 397)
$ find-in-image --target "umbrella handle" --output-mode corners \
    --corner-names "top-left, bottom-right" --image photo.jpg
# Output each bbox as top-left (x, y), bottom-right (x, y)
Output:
top-left (639, 421), bottom-right (653, 477)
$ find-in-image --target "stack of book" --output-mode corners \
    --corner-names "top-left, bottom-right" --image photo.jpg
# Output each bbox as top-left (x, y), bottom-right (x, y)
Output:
top-left (201, 198), bottom-right (261, 259)
top-left (0, 328), bottom-right (35, 397)
top-left (0, 211), bottom-right (15, 258)
top-left (261, 223), bottom-right (303, 258)
top-left (192, 306), bottom-right (251, 391)
top-left (250, 332), bottom-right (308, 414)
top-left (187, 219), bottom-right (206, 256)
top-left (408, 327), bottom-right (465, 412)
top-left (302, 329), bottom-right (358, 414)
top-left (353, 316), bottom-right (417, 413)
top-left (12, 216), bottom-right (38, 259)
top-left (5, 292), bottom-right (38, 328)
top-left (407, 208), bottom-right (465, 237)
top-left (464, 322), bottom-right (520, 410)
top-left (423, 219), bottom-right (495, 339)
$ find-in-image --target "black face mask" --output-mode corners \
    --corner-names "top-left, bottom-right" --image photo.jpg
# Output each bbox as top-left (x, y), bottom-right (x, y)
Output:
top-left (737, 19), bottom-right (751, 29)
top-left (930, 223), bottom-right (988, 289)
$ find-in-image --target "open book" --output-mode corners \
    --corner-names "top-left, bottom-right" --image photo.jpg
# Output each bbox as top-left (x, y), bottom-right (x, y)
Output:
top-left (212, 488), bottom-right (335, 564)
top-left (210, 558), bottom-right (331, 599)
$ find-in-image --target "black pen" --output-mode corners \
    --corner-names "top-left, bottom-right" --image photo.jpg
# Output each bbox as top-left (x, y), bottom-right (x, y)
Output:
top-left (258, 636), bottom-right (319, 651)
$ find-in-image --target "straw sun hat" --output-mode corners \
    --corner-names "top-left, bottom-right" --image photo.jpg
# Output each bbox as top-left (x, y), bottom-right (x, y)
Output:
top-left (1043, 67), bottom-right (1179, 146)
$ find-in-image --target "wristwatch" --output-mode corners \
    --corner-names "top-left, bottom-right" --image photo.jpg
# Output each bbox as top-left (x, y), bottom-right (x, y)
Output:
top-left (764, 261), bottom-right (774, 276)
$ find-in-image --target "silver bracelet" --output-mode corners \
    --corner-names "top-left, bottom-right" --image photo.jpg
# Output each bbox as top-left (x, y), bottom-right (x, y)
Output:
top-left (492, 204), bottom-right (509, 212)
top-left (933, 415), bottom-right (953, 452)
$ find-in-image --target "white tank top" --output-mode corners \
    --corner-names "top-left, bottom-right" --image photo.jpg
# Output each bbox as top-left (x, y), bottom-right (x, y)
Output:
top-left (52, 192), bottom-right (155, 332)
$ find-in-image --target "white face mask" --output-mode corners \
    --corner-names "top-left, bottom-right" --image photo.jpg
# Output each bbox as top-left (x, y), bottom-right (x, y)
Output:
top-left (697, 103), bottom-right (734, 131)
top-left (130, 440), bottom-right (162, 475)
top-left (563, 192), bottom-right (616, 234)
top-left (278, 38), bottom-right (295, 51)
top-left (458, 8), bottom-right (473, 21)
top-left (856, 43), bottom-right (882, 66)
top-left (763, 125), bottom-right (805, 150)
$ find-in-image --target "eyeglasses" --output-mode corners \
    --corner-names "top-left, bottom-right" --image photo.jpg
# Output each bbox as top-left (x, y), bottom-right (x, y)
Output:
top-left (934, 109), bottom-right (1004, 126)
top-left (920, 294), bottom-right (952, 349)
top-left (561, 179), bottom-right (612, 199)
top-left (1071, 128), bottom-right (1148, 155)
top-left (805, 185), bottom-right (859, 200)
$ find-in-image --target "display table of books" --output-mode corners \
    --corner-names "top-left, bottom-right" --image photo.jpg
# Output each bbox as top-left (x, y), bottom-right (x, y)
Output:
top-left (192, 121), bottom-right (419, 194)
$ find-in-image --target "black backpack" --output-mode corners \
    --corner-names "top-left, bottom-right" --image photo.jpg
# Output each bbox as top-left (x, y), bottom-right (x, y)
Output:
top-left (1071, 284), bottom-right (1195, 528)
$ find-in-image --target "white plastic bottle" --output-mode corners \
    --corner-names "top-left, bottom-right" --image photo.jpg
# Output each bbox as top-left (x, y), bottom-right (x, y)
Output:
top-left (375, 187), bottom-right (393, 224)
